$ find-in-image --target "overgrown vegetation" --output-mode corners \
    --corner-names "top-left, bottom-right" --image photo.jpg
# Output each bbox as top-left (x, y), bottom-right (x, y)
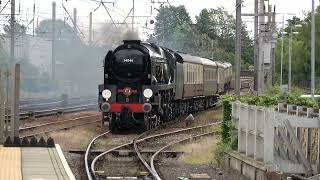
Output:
top-left (214, 97), bottom-right (237, 165)
top-left (221, 86), bottom-right (319, 108)
top-left (221, 101), bottom-right (232, 144)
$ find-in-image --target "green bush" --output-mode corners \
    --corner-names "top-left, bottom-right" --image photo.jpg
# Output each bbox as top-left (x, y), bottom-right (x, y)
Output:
top-left (221, 100), bottom-right (232, 144)
top-left (283, 89), bottom-right (319, 108)
top-left (214, 141), bottom-right (231, 165)
top-left (239, 94), bottom-right (278, 107)
top-left (219, 95), bottom-right (235, 103)
top-left (263, 85), bottom-right (281, 96)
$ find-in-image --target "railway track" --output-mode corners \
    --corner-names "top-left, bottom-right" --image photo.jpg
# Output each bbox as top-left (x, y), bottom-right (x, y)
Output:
top-left (85, 121), bottom-right (220, 180)
top-left (19, 114), bottom-right (101, 138)
top-left (149, 131), bottom-right (218, 179)
top-left (3, 96), bottom-right (98, 120)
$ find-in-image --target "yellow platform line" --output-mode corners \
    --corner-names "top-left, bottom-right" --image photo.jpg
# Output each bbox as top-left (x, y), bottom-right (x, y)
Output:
top-left (0, 147), bottom-right (22, 180)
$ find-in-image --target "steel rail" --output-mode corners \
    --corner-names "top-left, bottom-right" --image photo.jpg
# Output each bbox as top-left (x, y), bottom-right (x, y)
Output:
top-left (133, 122), bottom-right (221, 180)
top-left (90, 121), bottom-right (221, 179)
top-left (19, 115), bottom-right (101, 138)
top-left (4, 103), bottom-right (98, 120)
top-left (150, 131), bottom-right (218, 179)
top-left (91, 142), bottom-right (132, 179)
top-left (85, 131), bottom-right (110, 180)
top-left (20, 114), bottom-right (100, 132)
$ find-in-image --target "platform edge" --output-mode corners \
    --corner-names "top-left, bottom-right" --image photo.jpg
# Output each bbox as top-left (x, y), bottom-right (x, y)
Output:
top-left (55, 144), bottom-right (76, 180)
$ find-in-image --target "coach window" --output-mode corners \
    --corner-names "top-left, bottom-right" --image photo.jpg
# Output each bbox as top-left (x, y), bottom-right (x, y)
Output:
top-left (190, 65), bottom-right (192, 84)
top-left (188, 64), bottom-right (190, 84)
top-left (211, 69), bottom-right (213, 80)
top-left (187, 64), bottom-right (189, 84)
top-left (195, 66), bottom-right (198, 83)
top-left (185, 64), bottom-right (188, 84)
top-left (194, 66), bottom-right (196, 83)
top-left (196, 66), bottom-right (199, 83)
top-left (205, 69), bottom-right (208, 80)
top-left (192, 66), bottom-right (194, 84)
top-left (198, 66), bottom-right (200, 83)
top-left (200, 67), bottom-right (203, 82)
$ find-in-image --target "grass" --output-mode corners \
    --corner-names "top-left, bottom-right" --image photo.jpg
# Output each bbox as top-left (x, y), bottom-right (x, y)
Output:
top-left (94, 138), bottom-right (112, 149)
top-left (177, 136), bottom-right (220, 165)
top-left (48, 126), bottom-right (97, 150)
top-left (175, 108), bottom-right (223, 165)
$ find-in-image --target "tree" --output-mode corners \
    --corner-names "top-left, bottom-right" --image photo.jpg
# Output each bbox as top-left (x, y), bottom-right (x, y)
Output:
top-left (3, 20), bottom-right (26, 35)
top-left (154, 5), bottom-right (192, 46)
top-left (150, 6), bottom-right (253, 69)
top-left (35, 19), bottom-right (80, 42)
top-left (275, 5), bottom-right (320, 87)
top-left (196, 7), bottom-right (253, 66)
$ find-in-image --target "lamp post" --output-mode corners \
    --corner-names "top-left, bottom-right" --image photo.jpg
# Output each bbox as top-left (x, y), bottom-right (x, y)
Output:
top-left (288, 25), bottom-right (301, 93)
top-left (311, 0), bottom-right (315, 99)
top-left (280, 15), bottom-right (284, 93)
top-left (280, 13), bottom-right (296, 93)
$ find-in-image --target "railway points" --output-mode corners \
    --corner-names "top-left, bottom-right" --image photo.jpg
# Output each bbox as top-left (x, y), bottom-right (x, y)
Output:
top-left (85, 120), bottom-right (221, 180)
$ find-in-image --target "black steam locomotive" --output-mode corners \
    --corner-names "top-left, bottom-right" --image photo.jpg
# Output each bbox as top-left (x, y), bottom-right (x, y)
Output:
top-left (98, 40), bottom-right (232, 133)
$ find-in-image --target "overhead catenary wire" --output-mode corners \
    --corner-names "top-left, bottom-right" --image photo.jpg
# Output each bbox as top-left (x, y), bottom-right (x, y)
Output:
top-left (0, 0), bottom-right (10, 14)
top-left (61, 3), bottom-right (85, 38)
top-left (101, 2), bottom-right (117, 28)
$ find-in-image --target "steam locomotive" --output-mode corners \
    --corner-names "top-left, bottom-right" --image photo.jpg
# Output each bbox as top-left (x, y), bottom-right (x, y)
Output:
top-left (98, 40), bottom-right (232, 133)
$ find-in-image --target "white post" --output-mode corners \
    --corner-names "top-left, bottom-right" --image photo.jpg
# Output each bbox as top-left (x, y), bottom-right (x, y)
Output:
top-left (255, 108), bottom-right (264, 161)
top-left (264, 108), bottom-right (274, 163)
top-left (238, 103), bottom-right (247, 153)
top-left (246, 105), bottom-right (255, 157)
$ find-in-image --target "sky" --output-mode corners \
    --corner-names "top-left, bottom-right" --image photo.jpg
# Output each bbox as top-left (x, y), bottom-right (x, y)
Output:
top-left (1, 0), bottom-right (319, 40)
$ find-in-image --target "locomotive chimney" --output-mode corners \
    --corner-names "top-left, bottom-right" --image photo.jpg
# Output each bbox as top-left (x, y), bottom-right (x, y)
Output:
top-left (123, 30), bottom-right (141, 44)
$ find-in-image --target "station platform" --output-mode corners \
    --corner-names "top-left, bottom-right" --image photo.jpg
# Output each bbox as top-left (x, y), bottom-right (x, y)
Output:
top-left (0, 144), bottom-right (75, 180)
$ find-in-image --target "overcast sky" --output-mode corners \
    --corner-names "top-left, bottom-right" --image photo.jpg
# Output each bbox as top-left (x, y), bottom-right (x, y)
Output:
top-left (4, 0), bottom-right (319, 40)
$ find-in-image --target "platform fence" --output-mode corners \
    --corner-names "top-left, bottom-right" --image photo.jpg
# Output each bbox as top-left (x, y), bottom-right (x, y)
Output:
top-left (232, 101), bottom-right (320, 175)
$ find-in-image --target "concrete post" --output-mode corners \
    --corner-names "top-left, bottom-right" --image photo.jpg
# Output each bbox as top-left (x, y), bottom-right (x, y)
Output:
top-left (0, 69), bottom-right (4, 144)
top-left (73, 8), bottom-right (77, 34)
top-left (246, 105), bottom-right (255, 157)
top-left (235, 0), bottom-right (242, 99)
top-left (264, 108), bottom-right (274, 164)
top-left (89, 12), bottom-right (92, 44)
top-left (255, 108), bottom-right (264, 161)
top-left (238, 103), bottom-right (247, 153)
top-left (51, 1), bottom-right (56, 81)
top-left (10, 64), bottom-right (20, 137)
top-left (306, 108), bottom-right (312, 161)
